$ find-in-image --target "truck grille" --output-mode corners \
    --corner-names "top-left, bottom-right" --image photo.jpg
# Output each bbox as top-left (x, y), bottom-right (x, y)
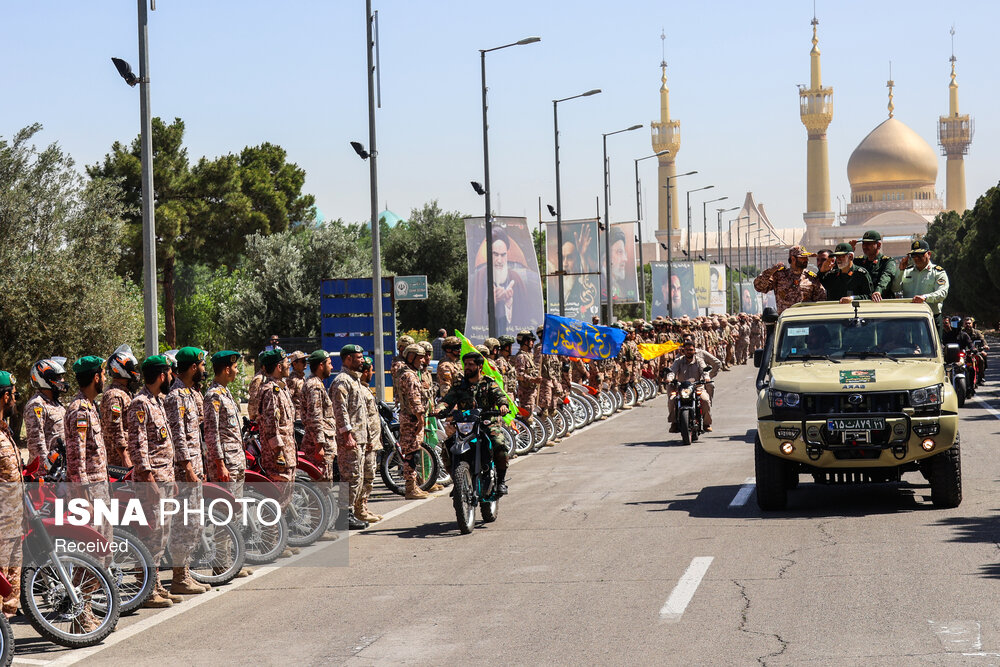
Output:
top-left (803, 392), bottom-right (908, 414)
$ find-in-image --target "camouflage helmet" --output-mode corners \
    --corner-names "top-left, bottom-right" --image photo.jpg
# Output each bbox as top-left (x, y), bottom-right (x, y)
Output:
top-left (516, 329), bottom-right (536, 344)
top-left (418, 340), bottom-right (434, 357)
top-left (443, 336), bottom-right (461, 351)
top-left (498, 335), bottom-right (515, 348)
top-left (402, 343), bottom-right (424, 359)
top-left (484, 337), bottom-right (500, 350)
top-left (475, 344), bottom-right (491, 357)
top-left (397, 335), bottom-right (414, 351)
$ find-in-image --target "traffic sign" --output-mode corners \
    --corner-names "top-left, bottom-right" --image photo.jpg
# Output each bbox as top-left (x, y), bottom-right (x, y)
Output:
top-left (394, 275), bottom-right (428, 300)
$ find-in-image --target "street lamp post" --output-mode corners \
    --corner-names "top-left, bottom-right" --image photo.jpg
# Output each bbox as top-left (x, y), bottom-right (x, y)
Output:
top-left (480, 36), bottom-right (540, 337)
top-left (553, 88), bottom-right (601, 315)
top-left (634, 150), bottom-right (668, 320)
top-left (364, 0), bottom-right (384, 400)
top-left (663, 170), bottom-right (697, 317)
top-left (701, 196), bottom-right (727, 261)
top-left (601, 123), bottom-right (643, 324)
top-left (717, 205), bottom-right (739, 263)
top-left (685, 185), bottom-right (714, 260)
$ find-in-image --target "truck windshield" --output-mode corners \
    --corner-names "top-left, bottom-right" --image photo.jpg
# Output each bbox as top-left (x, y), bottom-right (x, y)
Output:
top-left (776, 317), bottom-right (936, 361)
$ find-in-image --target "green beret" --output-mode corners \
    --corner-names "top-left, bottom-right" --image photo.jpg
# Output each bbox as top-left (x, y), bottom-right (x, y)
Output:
top-left (260, 348), bottom-right (287, 366)
top-left (211, 350), bottom-right (240, 365)
top-left (72, 356), bottom-right (105, 374)
top-left (175, 347), bottom-right (207, 365)
top-left (308, 349), bottom-right (330, 363)
top-left (0, 371), bottom-right (14, 389)
top-left (340, 344), bottom-right (364, 358)
top-left (142, 355), bottom-right (170, 371)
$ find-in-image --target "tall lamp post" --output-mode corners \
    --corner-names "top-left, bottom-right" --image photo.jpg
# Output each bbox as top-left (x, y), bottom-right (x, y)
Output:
top-left (663, 170), bottom-right (697, 317)
top-left (553, 88), bottom-right (601, 315)
top-left (716, 205), bottom-right (739, 263)
top-left (111, 0), bottom-right (157, 356)
top-left (480, 36), bottom-right (540, 337)
top-left (717, 205), bottom-right (739, 313)
top-left (685, 185), bottom-right (714, 259)
top-left (601, 123), bottom-right (643, 324)
top-left (634, 150), bottom-right (669, 320)
top-left (701, 196), bottom-right (727, 261)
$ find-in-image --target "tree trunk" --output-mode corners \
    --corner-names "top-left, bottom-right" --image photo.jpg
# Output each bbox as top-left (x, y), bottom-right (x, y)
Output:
top-left (163, 254), bottom-right (177, 348)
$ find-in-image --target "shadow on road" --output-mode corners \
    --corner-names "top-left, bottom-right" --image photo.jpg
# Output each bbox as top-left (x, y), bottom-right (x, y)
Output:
top-left (931, 512), bottom-right (1000, 580)
top-left (359, 520), bottom-right (475, 540)
top-left (630, 481), bottom-right (936, 519)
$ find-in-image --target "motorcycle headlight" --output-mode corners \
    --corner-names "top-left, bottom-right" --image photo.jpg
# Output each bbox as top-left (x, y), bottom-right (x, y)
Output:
top-left (680, 387), bottom-right (693, 398)
top-left (769, 390), bottom-right (800, 408)
top-left (456, 422), bottom-right (474, 435)
top-left (910, 384), bottom-right (942, 407)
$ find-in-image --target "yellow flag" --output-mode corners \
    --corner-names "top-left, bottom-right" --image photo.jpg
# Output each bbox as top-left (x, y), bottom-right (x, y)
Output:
top-left (637, 341), bottom-right (682, 361)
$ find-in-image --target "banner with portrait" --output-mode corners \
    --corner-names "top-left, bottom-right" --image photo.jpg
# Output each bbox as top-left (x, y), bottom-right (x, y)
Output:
top-left (544, 219), bottom-right (601, 322)
top-left (598, 221), bottom-right (640, 304)
top-left (463, 216), bottom-right (544, 340)
top-left (709, 264), bottom-right (726, 314)
top-left (738, 281), bottom-right (762, 314)
top-left (650, 261), bottom-right (701, 319)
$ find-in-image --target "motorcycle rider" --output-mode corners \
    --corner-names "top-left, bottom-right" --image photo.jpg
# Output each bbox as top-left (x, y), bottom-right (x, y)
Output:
top-left (25, 358), bottom-right (68, 462)
top-left (962, 317), bottom-right (989, 386)
top-left (435, 351), bottom-right (511, 496)
top-left (667, 339), bottom-right (722, 433)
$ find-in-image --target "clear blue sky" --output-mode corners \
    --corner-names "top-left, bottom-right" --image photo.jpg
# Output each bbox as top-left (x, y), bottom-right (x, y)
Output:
top-left (2, 1), bottom-right (996, 242)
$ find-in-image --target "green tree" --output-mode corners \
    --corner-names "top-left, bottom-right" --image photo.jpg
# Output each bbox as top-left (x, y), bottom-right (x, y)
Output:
top-left (0, 124), bottom-right (144, 397)
top-left (383, 201), bottom-right (468, 332)
top-left (87, 118), bottom-right (316, 347)
top-left (221, 224), bottom-right (369, 352)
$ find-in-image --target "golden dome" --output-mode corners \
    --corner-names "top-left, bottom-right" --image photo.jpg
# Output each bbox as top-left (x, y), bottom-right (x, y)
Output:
top-left (847, 117), bottom-right (938, 188)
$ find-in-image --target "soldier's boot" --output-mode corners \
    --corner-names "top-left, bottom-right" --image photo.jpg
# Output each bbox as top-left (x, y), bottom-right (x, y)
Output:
top-left (404, 478), bottom-right (429, 500)
top-left (171, 567), bottom-right (207, 595)
top-left (156, 581), bottom-right (184, 604)
top-left (188, 567), bottom-right (210, 591)
top-left (355, 500), bottom-right (382, 523)
top-left (75, 603), bottom-right (101, 633)
top-left (347, 510), bottom-right (369, 530)
top-left (142, 591), bottom-right (173, 609)
top-left (236, 567), bottom-right (255, 577)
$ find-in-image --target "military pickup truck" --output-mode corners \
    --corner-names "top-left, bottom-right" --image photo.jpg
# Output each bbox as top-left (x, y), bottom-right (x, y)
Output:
top-left (753, 300), bottom-right (961, 510)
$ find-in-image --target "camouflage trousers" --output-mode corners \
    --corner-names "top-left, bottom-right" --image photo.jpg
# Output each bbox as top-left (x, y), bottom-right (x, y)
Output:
top-left (82, 482), bottom-right (114, 567)
top-left (0, 538), bottom-right (20, 616)
top-left (736, 342), bottom-right (749, 364)
top-left (168, 482), bottom-right (203, 567)
top-left (337, 439), bottom-right (364, 509)
top-left (262, 465), bottom-right (296, 509)
top-left (398, 413), bottom-right (423, 481)
top-left (516, 386), bottom-right (538, 414)
top-left (358, 444), bottom-right (377, 509)
top-left (537, 379), bottom-right (553, 414)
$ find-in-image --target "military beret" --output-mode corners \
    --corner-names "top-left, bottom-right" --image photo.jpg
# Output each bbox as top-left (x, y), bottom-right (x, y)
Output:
top-left (861, 230), bottom-right (882, 242)
top-left (832, 242), bottom-right (853, 256)
top-left (909, 239), bottom-right (931, 254)
top-left (0, 371), bottom-right (14, 389)
top-left (260, 348), bottom-right (287, 366)
top-left (163, 351), bottom-right (178, 368)
top-left (340, 344), bottom-right (364, 357)
top-left (72, 356), bottom-right (105, 374)
top-left (212, 350), bottom-right (241, 365)
top-left (142, 355), bottom-right (170, 371)
top-left (308, 349), bottom-right (330, 363)
top-left (175, 346), bottom-right (207, 365)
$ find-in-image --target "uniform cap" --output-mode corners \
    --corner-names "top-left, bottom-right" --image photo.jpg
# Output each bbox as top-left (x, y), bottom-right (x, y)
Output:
top-left (142, 355), bottom-right (171, 371)
top-left (861, 230), bottom-right (882, 242)
top-left (340, 344), bottom-right (364, 358)
top-left (0, 371), bottom-right (14, 389)
top-left (908, 239), bottom-right (931, 254)
top-left (788, 245), bottom-right (816, 257)
top-left (287, 350), bottom-right (307, 363)
top-left (832, 242), bottom-right (853, 256)
top-left (72, 356), bottom-right (105, 374)
top-left (175, 346), bottom-right (207, 365)
top-left (212, 350), bottom-right (241, 365)
top-left (307, 349), bottom-right (330, 363)
top-left (259, 348), bottom-right (287, 366)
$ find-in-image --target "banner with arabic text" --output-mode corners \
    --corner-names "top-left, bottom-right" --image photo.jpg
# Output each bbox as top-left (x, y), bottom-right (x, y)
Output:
top-left (540, 313), bottom-right (627, 360)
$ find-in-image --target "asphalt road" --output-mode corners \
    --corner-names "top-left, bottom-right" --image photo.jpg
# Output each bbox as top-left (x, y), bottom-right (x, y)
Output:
top-left (12, 351), bottom-right (1000, 666)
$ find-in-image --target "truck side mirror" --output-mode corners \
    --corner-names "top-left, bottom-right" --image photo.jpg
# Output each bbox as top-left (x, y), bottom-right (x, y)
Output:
top-left (943, 343), bottom-right (960, 364)
top-left (762, 307), bottom-right (778, 324)
top-left (753, 349), bottom-right (764, 368)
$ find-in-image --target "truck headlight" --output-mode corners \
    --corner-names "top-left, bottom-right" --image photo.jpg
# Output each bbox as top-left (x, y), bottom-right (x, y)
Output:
top-left (910, 384), bottom-right (942, 407)
top-left (769, 390), bottom-right (801, 408)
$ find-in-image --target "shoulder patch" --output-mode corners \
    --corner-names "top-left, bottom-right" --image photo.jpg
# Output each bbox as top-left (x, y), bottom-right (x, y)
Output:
top-left (33, 406), bottom-right (42, 419)
top-left (805, 270), bottom-right (816, 277)
top-left (937, 277), bottom-right (946, 285)
top-left (212, 399), bottom-right (220, 409)
top-left (137, 409), bottom-right (145, 424)
top-left (934, 265), bottom-right (945, 271)
top-left (273, 385), bottom-right (280, 393)
top-left (776, 266), bottom-right (786, 271)
top-left (111, 404), bottom-right (122, 415)
top-left (76, 418), bottom-right (88, 431)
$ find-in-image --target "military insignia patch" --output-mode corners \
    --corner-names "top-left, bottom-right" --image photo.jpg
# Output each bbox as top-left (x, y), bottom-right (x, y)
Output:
top-left (33, 406), bottom-right (43, 419)
top-left (111, 404), bottom-right (121, 415)
top-left (76, 418), bottom-right (88, 431)
top-left (179, 406), bottom-right (186, 417)
top-left (159, 426), bottom-right (168, 439)
top-left (137, 410), bottom-right (145, 424)
top-left (273, 386), bottom-right (280, 393)
top-left (937, 277), bottom-right (945, 285)
top-left (212, 400), bottom-right (220, 409)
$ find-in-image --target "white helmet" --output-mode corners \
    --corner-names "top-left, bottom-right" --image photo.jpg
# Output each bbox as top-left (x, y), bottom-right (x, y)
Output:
top-left (107, 344), bottom-right (140, 382)
top-left (30, 357), bottom-right (68, 393)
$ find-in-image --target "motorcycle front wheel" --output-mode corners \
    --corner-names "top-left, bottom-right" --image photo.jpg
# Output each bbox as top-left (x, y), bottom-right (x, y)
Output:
top-left (189, 515), bottom-right (246, 586)
top-left (453, 462), bottom-right (476, 535)
top-left (511, 418), bottom-right (534, 456)
top-left (678, 409), bottom-right (692, 446)
top-left (21, 551), bottom-right (120, 648)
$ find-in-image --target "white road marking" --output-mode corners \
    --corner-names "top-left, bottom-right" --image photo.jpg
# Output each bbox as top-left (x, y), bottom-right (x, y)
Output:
top-left (38, 397), bottom-right (646, 665)
top-left (729, 478), bottom-right (756, 507)
top-left (928, 619), bottom-right (983, 653)
top-left (970, 396), bottom-right (1000, 421)
top-left (659, 556), bottom-right (714, 622)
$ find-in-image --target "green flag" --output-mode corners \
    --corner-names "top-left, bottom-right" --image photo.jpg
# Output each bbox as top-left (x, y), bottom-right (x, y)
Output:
top-left (454, 329), bottom-right (517, 426)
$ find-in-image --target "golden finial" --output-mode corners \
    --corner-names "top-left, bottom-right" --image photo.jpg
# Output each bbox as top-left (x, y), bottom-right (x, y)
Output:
top-left (660, 29), bottom-right (668, 87)
top-left (886, 60), bottom-right (894, 118)
top-left (949, 25), bottom-right (957, 86)
top-left (811, 1), bottom-right (819, 50)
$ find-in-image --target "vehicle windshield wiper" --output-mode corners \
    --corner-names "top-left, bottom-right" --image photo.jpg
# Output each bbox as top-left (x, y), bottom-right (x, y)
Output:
top-left (783, 353), bottom-right (840, 363)
top-left (841, 350), bottom-right (900, 362)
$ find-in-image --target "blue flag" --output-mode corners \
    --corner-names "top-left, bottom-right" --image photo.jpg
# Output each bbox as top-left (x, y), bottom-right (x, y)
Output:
top-left (540, 314), bottom-right (627, 360)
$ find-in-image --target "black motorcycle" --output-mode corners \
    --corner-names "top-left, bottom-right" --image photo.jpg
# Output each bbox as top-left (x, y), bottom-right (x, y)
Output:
top-left (441, 408), bottom-right (502, 535)
top-left (669, 374), bottom-right (712, 446)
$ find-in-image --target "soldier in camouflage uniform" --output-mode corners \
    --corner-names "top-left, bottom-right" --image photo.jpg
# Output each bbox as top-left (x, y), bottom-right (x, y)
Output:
top-left (246, 351), bottom-right (266, 422)
top-left (300, 350), bottom-right (335, 479)
top-left (204, 351), bottom-right (253, 578)
top-left (495, 336), bottom-right (517, 395)
top-left (286, 351), bottom-right (308, 419)
top-left (164, 347), bottom-right (210, 596)
top-left (102, 346), bottom-right (140, 467)
top-left (436, 351), bottom-right (511, 495)
top-left (395, 344), bottom-right (430, 499)
top-left (257, 349), bottom-right (298, 521)
top-left (25, 358), bottom-right (67, 463)
top-left (736, 314), bottom-right (751, 365)
top-left (0, 372), bottom-right (24, 618)
top-left (357, 357), bottom-right (382, 523)
top-left (329, 344), bottom-right (371, 530)
top-left (127, 355), bottom-right (181, 607)
top-left (754, 245), bottom-right (827, 313)
top-left (389, 335), bottom-right (414, 386)
top-left (513, 330), bottom-right (541, 414)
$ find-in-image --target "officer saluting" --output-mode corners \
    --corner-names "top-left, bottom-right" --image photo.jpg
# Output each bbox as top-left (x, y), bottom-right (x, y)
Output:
top-left (890, 239), bottom-right (949, 329)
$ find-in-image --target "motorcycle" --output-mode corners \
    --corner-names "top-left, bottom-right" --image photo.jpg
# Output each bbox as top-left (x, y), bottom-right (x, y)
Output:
top-left (947, 348), bottom-right (968, 408)
top-left (375, 401), bottom-right (441, 496)
top-left (441, 408), bottom-right (503, 535)
top-left (669, 372), bottom-right (713, 446)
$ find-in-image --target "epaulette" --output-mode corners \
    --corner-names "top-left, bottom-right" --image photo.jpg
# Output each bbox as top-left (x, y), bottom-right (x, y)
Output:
top-left (776, 266), bottom-right (787, 272)
top-left (804, 270), bottom-right (816, 277)
top-left (934, 265), bottom-right (945, 271)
